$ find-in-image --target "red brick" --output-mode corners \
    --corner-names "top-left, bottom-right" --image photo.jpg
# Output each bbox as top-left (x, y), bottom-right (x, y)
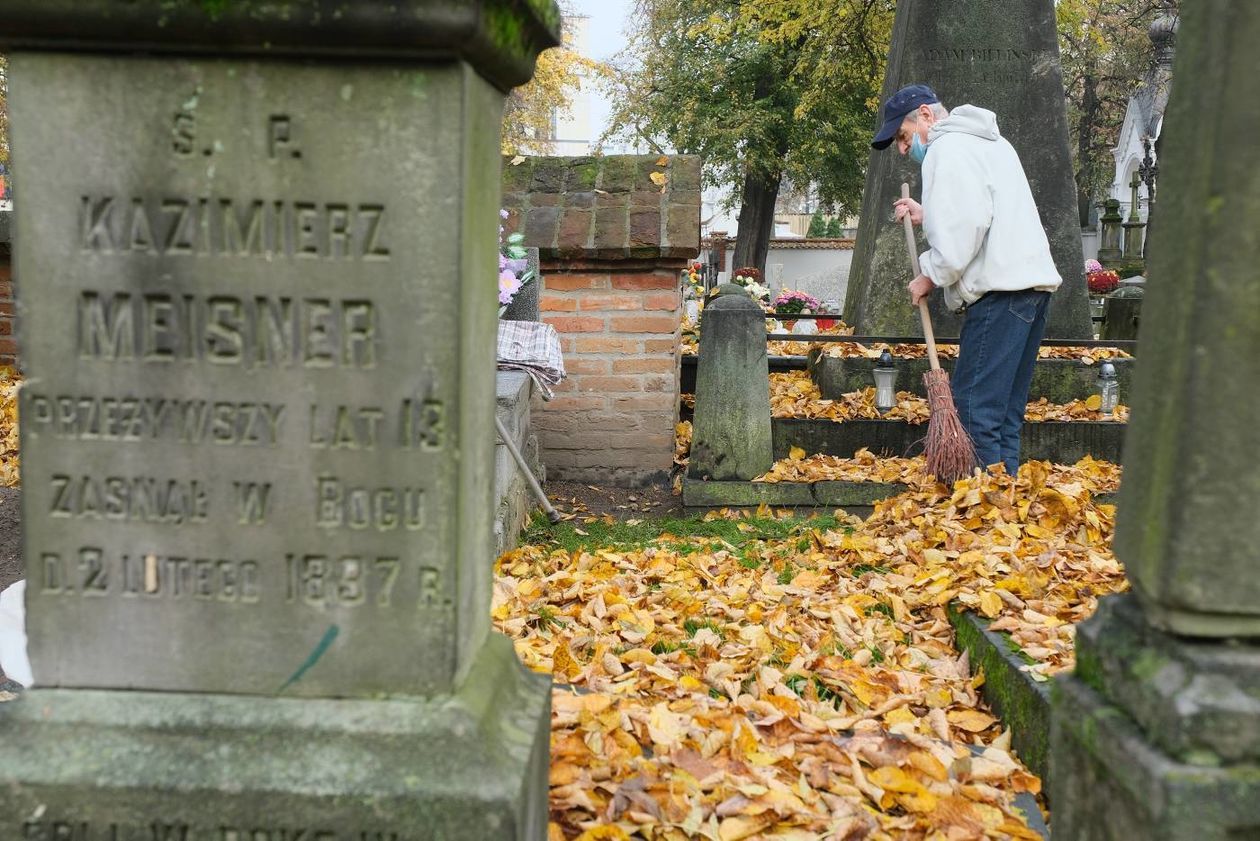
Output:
top-left (545, 316), bottom-right (605, 333)
top-left (613, 394), bottom-right (677, 412)
top-left (613, 433), bottom-right (675, 450)
top-left (546, 273), bottom-right (610, 292)
top-left (539, 295), bottom-right (577, 312)
top-left (610, 315), bottom-right (678, 334)
top-left (0, 264), bottom-right (10, 283)
top-left (576, 375), bottom-right (643, 394)
top-left (611, 273), bottom-right (677, 291)
top-left (0, 302), bottom-right (14, 317)
top-left (541, 400), bottom-right (604, 416)
top-left (643, 338), bottom-right (678, 353)
top-left (642, 292), bottom-right (679, 311)
top-left (578, 294), bottom-right (640, 312)
top-left (0, 338), bottom-right (17, 356)
top-left (564, 358), bottom-right (609, 375)
top-left (0, 320), bottom-right (11, 336)
top-left (0, 282), bottom-right (13, 299)
top-left (642, 375), bottom-right (677, 392)
top-left (558, 338), bottom-right (576, 354)
top-left (575, 337), bottom-right (639, 354)
top-left (612, 358), bottom-right (676, 374)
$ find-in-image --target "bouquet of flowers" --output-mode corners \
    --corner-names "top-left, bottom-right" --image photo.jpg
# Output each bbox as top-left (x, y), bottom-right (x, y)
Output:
top-left (1087, 268), bottom-right (1121, 295)
top-left (682, 262), bottom-right (704, 299)
top-left (732, 266), bottom-right (770, 304)
top-left (498, 209), bottom-right (536, 316)
top-left (772, 290), bottom-right (821, 316)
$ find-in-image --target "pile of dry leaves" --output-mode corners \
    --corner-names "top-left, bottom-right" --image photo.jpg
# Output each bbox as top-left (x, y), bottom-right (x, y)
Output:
top-left (768, 372), bottom-right (1129, 425)
top-left (0, 369), bottom-right (19, 487)
top-left (496, 457), bottom-right (1125, 839)
top-left (819, 344), bottom-right (1131, 365)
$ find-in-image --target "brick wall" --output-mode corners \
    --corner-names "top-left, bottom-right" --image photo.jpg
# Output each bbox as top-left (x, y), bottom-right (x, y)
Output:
top-left (503, 155), bottom-right (700, 487)
top-left (537, 262), bottom-right (682, 485)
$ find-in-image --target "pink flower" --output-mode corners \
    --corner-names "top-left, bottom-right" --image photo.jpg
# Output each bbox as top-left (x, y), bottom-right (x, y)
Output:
top-left (499, 269), bottom-right (523, 305)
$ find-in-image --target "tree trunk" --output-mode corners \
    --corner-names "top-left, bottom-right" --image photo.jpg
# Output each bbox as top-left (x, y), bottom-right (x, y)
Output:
top-left (732, 168), bottom-right (781, 278)
top-left (1076, 72), bottom-right (1100, 227)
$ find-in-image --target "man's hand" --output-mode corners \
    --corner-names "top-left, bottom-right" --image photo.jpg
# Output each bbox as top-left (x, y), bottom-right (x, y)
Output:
top-left (908, 274), bottom-right (935, 306)
top-left (893, 197), bottom-right (923, 226)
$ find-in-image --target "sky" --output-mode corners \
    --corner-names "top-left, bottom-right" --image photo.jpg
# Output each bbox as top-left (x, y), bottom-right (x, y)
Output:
top-left (565, 0), bottom-right (634, 149)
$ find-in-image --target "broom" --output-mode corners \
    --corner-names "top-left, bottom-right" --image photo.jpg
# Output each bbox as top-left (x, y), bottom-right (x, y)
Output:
top-left (900, 183), bottom-right (978, 484)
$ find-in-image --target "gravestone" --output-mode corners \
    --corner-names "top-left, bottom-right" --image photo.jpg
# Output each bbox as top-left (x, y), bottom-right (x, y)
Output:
top-left (1052, 2), bottom-right (1260, 836)
top-left (689, 285), bottom-right (773, 481)
top-left (844, 0), bottom-right (1093, 339)
top-left (0, 2), bottom-right (560, 838)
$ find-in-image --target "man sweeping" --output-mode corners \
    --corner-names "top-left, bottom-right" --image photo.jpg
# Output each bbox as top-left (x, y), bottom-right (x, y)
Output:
top-left (871, 84), bottom-right (1062, 477)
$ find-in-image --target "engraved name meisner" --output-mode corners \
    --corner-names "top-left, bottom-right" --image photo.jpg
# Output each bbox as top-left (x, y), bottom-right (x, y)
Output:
top-left (80, 196), bottom-right (391, 261)
top-left (78, 292), bottom-right (376, 368)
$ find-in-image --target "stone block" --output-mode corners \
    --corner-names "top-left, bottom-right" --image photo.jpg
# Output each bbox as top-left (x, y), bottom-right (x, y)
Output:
top-left (1111, 0), bottom-right (1260, 636)
top-left (690, 291), bottom-right (774, 481)
top-left (813, 354), bottom-right (1137, 404)
top-left (1051, 674), bottom-right (1260, 840)
top-left (0, 636), bottom-right (552, 840)
top-left (1074, 594), bottom-right (1260, 765)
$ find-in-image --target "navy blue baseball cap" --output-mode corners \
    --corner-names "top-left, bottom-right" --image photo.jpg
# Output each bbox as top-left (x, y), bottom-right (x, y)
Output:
top-left (871, 84), bottom-right (940, 150)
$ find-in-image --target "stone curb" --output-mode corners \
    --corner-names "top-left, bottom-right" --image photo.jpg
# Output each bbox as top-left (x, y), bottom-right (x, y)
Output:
top-left (946, 605), bottom-right (1053, 791)
top-left (681, 478), bottom-right (908, 509)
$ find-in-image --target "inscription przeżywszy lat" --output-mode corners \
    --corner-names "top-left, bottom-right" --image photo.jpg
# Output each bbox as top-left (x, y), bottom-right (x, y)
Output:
top-left (18, 57), bottom-right (468, 697)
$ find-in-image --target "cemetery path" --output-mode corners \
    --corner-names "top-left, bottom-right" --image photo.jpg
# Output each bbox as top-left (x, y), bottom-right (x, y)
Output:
top-left (545, 480), bottom-right (685, 521)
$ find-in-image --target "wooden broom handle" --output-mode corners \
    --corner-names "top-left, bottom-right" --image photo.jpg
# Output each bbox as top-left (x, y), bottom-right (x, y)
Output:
top-left (901, 182), bottom-right (941, 371)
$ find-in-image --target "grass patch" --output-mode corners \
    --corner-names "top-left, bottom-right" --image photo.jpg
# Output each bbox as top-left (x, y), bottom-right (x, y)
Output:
top-left (523, 511), bottom-right (845, 554)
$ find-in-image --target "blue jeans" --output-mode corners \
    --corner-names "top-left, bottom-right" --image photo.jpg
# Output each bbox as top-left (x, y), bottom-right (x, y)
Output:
top-left (951, 289), bottom-right (1051, 475)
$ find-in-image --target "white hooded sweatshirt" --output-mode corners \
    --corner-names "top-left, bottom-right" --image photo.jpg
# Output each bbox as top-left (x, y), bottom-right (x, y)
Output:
top-left (918, 105), bottom-right (1061, 312)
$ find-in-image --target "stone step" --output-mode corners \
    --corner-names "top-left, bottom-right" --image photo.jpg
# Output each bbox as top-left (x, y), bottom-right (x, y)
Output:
top-left (812, 354), bottom-right (1135, 405)
top-left (773, 417), bottom-right (1125, 465)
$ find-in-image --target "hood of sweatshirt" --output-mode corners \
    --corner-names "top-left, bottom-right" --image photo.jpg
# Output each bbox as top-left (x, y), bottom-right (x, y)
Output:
top-left (928, 104), bottom-right (1001, 143)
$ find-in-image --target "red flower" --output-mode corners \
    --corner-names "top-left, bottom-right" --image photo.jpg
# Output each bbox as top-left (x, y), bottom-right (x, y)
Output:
top-left (1087, 270), bottom-right (1120, 295)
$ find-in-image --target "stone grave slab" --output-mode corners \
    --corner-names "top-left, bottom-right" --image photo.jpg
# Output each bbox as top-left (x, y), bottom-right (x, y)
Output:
top-left (0, 2), bottom-right (560, 837)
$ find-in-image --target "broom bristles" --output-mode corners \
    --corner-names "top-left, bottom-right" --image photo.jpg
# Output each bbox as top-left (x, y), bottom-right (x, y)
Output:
top-left (922, 368), bottom-right (978, 484)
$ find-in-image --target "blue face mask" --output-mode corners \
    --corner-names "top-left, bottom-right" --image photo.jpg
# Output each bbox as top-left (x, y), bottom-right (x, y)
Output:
top-left (909, 132), bottom-right (929, 165)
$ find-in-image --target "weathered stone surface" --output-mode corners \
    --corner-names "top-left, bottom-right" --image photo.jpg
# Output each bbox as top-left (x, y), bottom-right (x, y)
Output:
top-left (1101, 285), bottom-right (1143, 341)
top-left (689, 291), bottom-right (773, 481)
top-left (0, 0), bottom-right (562, 93)
top-left (812, 354), bottom-right (1137, 404)
top-left (681, 478), bottom-right (908, 509)
top-left (1112, 0), bottom-right (1260, 636)
top-left (1, 1), bottom-right (557, 834)
top-left (1051, 675), bottom-right (1260, 841)
top-left (844, 0), bottom-right (1092, 339)
top-left (1074, 594), bottom-right (1260, 765)
top-left (947, 605), bottom-right (1052, 785)
top-left (0, 634), bottom-right (552, 840)
top-left (12, 52), bottom-right (503, 699)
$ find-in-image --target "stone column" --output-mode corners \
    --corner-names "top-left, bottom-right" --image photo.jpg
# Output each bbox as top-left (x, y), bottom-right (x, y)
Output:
top-left (1122, 172), bottom-right (1147, 260)
top-left (0, 3), bottom-right (559, 838)
top-left (843, 0), bottom-right (1093, 339)
top-left (1097, 198), bottom-right (1124, 262)
top-left (689, 285), bottom-right (773, 481)
top-left (1051, 3), bottom-right (1260, 837)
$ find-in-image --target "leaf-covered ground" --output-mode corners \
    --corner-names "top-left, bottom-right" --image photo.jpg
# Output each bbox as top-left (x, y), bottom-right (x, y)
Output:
top-left (496, 459), bottom-right (1126, 839)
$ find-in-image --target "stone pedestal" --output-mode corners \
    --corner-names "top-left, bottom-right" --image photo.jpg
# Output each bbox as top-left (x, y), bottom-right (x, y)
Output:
top-left (1052, 2), bottom-right (1260, 835)
top-left (843, 0), bottom-right (1092, 339)
top-left (1097, 199), bottom-right (1124, 262)
top-left (1101, 285), bottom-right (1144, 341)
top-left (689, 285), bottom-right (772, 480)
top-left (0, 3), bottom-right (559, 837)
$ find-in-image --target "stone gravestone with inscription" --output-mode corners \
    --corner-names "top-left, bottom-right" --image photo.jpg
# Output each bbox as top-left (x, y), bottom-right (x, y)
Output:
top-left (0, 2), bottom-right (559, 839)
top-left (844, 0), bottom-right (1093, 339)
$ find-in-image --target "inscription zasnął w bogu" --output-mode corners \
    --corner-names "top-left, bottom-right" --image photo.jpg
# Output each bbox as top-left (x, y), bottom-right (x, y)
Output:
top-left (17, 56), bottom-right (475, 698)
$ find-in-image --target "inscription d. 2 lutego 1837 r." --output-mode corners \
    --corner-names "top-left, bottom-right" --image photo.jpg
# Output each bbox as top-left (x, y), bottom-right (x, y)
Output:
top-left (15, 56), bottom-right (478, 699)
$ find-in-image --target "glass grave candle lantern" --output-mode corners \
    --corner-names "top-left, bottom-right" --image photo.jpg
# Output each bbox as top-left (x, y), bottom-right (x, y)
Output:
top-left (874, 350), bottom-right (898, 414)
top-left (1097, 361), bottom-right (1120, 417)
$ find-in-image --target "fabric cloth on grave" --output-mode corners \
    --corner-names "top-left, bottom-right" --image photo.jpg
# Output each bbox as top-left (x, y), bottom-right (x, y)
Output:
top-left (496, 320), bottom-right (566, 401)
